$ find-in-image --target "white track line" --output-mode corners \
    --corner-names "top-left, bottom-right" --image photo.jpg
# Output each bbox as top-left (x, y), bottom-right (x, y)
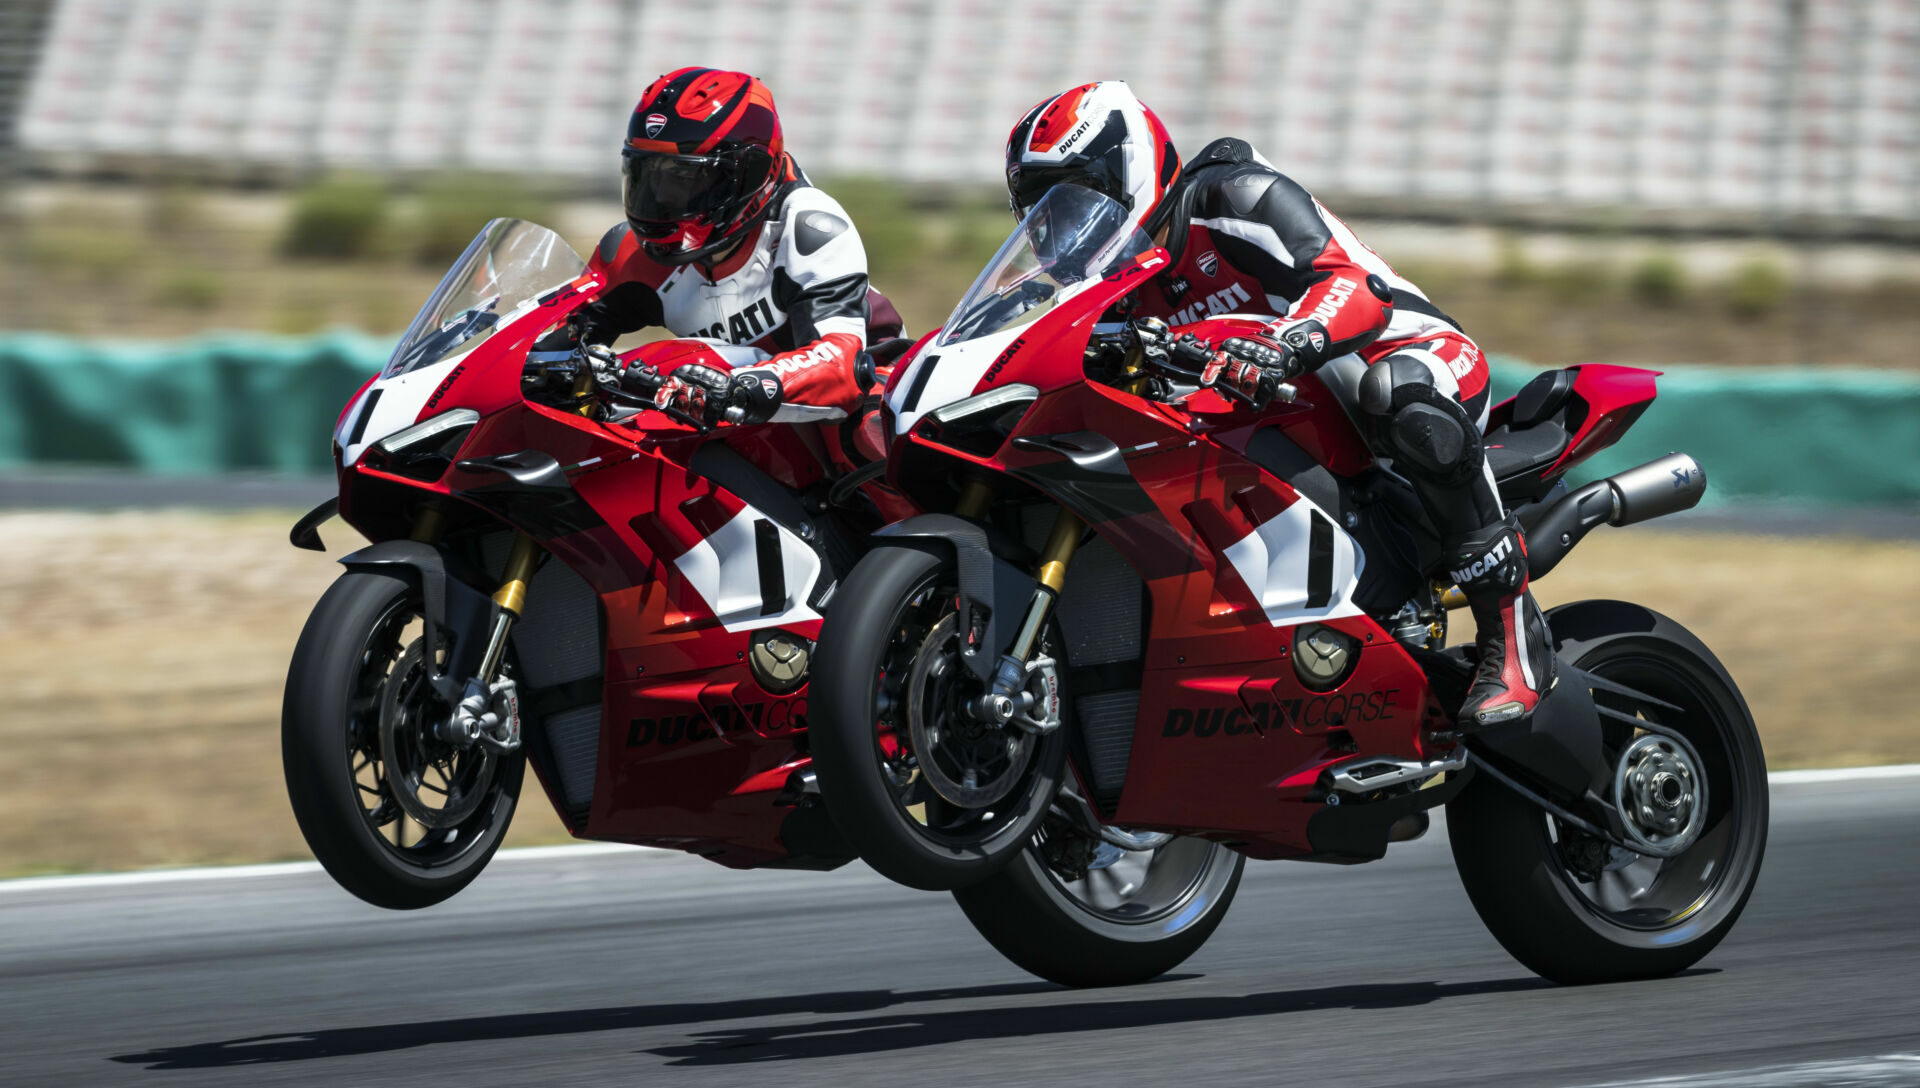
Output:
top-left (1574, 1052), bottom-right (1920, 1087)
top-left (1766, 763), bottom-right (1920, 784)
top-left (4, 764), bottom-right (1916, 895)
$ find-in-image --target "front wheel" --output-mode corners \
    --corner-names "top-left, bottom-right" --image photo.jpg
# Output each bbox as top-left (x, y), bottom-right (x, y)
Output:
top-left (282, 569), bottom-right (522, 910)
top-left (809, 543), bottom-right (1068, 891)
top-left (1448, 602), bottom-right (1768, 984)
top-left (954, 804), bottom-right (1245, 988)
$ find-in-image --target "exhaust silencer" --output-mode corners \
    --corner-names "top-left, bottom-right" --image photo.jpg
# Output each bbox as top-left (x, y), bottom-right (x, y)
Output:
top-left (1522, 452), bottom-right (1706, 580)
top-left (1604, 452), bottom-right (1707, 526)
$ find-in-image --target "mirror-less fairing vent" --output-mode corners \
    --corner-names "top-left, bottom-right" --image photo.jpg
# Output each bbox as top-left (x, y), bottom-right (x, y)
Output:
top-left (1306, 510), bottom-right (1335, 609)
top-left (1055, 536), bottom-right (1148, 809)
top-left (489, 534), bottom-right (605, 823)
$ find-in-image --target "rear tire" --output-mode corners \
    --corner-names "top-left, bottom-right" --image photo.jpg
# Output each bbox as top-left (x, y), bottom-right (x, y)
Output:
top-left (810, 544), bottom-right (1067, 891)
top-left (283, 570), bottom-right (522, 910)
top-left (1448, 602), bottom-right (1768, 984)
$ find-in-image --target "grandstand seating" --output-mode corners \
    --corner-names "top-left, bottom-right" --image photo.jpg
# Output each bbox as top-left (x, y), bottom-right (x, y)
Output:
top-left (14, 0), bottom-right (1920, 225)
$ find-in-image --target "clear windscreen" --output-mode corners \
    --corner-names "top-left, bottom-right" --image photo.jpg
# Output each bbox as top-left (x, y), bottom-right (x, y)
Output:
top-left (939, 185), bottom-right (1154, 346)
top-left (384, 218), bottom-right (586, 378)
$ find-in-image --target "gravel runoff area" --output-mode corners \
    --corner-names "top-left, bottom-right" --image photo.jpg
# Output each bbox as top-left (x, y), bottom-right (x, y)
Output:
top-left (1, 507), bottom-right (1914, 877)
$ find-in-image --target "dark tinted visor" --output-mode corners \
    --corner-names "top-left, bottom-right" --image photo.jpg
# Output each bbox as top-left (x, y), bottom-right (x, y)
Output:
top-left (1011, 167), bottom-right (1130, 222)
top-left (622, 150), bottom-right (736, 228)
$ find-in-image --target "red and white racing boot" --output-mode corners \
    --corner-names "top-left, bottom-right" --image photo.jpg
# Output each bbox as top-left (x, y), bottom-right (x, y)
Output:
top-left (1448, 514), bottom-right (1558, 729)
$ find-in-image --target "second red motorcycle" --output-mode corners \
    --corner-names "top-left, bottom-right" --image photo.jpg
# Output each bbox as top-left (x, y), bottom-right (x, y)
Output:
top-left (807, 185), bottom-right (1769, 988)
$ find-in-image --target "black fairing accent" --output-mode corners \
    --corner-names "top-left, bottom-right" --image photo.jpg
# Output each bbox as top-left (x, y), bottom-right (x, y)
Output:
top-left (337, 540), bottom-right (498, 706)
top-left (290, 496), bottom-right (338, 551)
top-left (1007, 431), bottom-right (1159, 523)
top-left (454, 451), bottom-right (606, 541)
top-left (1304, 767), bottom-right (1471, 861)
top-left (873, 514), bottom-right (1038, 684)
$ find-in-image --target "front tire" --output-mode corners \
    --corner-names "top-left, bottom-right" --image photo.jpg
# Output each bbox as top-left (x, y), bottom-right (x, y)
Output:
top-left (282, 570), bottom-right (522, 910)
top-left (955, 825), bottom-right (1244, 988)
top-left (810, 544), bottom-right (1068, 891)
top-left (1448, 602), bottom-right (1768, 984)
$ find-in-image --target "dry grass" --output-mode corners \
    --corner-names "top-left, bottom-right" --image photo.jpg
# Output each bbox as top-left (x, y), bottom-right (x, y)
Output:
top-left (0, 512), bottom-right (1913, 877)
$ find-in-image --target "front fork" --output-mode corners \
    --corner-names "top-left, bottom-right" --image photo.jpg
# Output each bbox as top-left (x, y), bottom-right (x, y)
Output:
top-left (421, 513), bottom-right (537, 754)
top-left (959, 478), bottom-right (1082, 734)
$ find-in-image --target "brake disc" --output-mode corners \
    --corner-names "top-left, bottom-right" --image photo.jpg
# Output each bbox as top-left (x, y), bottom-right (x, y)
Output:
top-left (906, 614), bottom-right (1034, 809)
top-left (379, 641), bottom-right (496, 829)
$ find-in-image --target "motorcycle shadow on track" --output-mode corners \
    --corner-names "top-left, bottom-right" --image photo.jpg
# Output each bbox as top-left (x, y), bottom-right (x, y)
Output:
top-left (104, 972), bottom-right (1685, 1071)
top-left (641, 976), bottom-right (1572, 1067)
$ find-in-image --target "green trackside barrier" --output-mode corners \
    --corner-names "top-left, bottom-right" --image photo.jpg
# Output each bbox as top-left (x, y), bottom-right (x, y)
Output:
top-left (0, 335), bottom-right (1917, 506)
top-left (0, 331), bottom-right (391, 476)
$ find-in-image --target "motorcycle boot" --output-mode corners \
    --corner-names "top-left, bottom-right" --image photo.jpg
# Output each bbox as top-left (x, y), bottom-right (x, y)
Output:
top-left (1446, 513), bottom-right (1557, 729)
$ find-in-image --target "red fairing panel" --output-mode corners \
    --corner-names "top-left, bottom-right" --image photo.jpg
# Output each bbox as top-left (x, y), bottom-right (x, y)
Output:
top-left (981, 375), bottom-right (1439, 854)
top-left (1547, 364), bottom-right (1661, 475)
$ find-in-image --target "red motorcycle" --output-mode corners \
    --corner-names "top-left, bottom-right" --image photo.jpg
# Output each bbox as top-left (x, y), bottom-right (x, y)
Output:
top-left (808, 185), bottom-right (1769, 988)
top-left (282, 218), bottom-right (912, 909)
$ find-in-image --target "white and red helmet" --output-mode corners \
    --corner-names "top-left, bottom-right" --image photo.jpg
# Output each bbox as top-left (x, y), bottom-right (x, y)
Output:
top-left (1005, 81), bottom-right (1182, 237)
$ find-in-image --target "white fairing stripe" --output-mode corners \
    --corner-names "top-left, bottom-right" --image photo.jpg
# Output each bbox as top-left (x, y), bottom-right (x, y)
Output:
top-left (1220, 497), bottom-right (1367, 626)
top-left (1194, 216), bottom-right (1295, 267)
top-left (886, 324), bottom-right (1021, 437)
top-left (1514, 596), bottom-right (1535, 689)
top-left (336, 354), bottom-right (465, 467)
top-left (672, 504), bottom-right (822, 633)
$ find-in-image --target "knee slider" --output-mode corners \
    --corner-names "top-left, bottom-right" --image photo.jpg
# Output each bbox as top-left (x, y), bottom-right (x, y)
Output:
top-left (1386, 399), bottom-right (1481, 484)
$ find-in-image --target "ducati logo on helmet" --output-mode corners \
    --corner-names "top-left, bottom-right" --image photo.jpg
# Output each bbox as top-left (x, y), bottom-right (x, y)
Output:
top-left (644, 112), bottom-right (668, 138)
top-left (1197, 250), bottom-right (1219, 276)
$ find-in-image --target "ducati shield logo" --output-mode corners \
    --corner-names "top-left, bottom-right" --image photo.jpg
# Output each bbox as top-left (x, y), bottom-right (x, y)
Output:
top-left (1197, 250), bottom-right (1219, 277)
top-left (644, 112), bottom-right (668, 138)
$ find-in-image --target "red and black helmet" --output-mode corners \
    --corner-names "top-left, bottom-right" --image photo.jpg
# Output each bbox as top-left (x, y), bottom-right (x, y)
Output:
top-left (621, 67), bottom-right (792, 265)
top-left (1005, 81), bottom-right (1182, 239)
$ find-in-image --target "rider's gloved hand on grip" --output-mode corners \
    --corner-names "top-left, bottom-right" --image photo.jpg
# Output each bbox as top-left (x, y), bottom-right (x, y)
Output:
top-left (654, 363), bottom-right (734, 424)
top-left (1201, 334), bottom-right (1298, 410)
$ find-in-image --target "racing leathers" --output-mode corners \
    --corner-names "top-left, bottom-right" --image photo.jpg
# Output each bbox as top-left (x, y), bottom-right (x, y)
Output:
top-left (573, 179), bottom-right (902, 423)
top-left (1143, 139), bottom-right (1555, 727)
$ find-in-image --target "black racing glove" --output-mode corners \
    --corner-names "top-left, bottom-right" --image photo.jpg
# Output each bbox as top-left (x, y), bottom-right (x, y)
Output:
top-left (654, 365), bottom-right (784, 426)
top-left (1202, 333), bottom-right (1300, 410)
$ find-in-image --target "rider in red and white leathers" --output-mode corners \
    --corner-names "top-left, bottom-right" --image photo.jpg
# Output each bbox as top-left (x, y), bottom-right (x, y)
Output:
top-left (1006, 81), bottom-right (1553, 729)
top-left (563, 67), bottom-right (902, 425)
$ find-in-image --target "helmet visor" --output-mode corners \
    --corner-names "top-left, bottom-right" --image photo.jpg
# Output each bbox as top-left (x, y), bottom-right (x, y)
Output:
top-left (622, 150), bottom-right (738, 231)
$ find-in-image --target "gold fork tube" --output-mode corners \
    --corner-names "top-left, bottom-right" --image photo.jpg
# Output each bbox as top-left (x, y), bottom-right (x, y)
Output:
top-left (491, 532), bottom-right (541, 617)
top-left (409, 504), bottom-right (446, 543)
top-left (954, 478), bottom-right (993, 520)
top-left (1009, 508), bottom-right (1085, 662)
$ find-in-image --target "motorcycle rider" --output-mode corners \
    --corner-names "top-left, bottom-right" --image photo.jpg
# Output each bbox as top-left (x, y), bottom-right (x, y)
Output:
top-left (554, 67), bottom-right (902, 426)
top-left (1004, 81), bottom-right (1553, 728)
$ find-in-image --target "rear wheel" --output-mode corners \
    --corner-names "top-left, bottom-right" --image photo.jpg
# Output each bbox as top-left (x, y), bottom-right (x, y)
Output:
top-left (810, 544), bottom-right (1067, 891)
top-left (1448, 604), bottom-right (1768, 983)
top-left (954, 795), bottom-right (1244, 987)
top-left (282, 570), bottom-right (522, 910)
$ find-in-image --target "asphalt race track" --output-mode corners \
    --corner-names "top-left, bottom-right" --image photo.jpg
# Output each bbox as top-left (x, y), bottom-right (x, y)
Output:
top-left (3, 773), bottom-right (1917, 1088)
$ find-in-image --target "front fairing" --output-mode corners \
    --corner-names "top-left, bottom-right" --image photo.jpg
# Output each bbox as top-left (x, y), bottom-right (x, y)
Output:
top-left (884, 246), bottom-right (1172, 446)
